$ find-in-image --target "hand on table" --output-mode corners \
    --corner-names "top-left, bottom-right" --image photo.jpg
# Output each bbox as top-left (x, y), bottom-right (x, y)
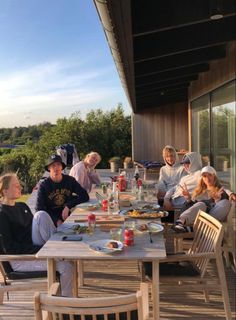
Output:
top-left (62, 206), bottom-right (70, 221)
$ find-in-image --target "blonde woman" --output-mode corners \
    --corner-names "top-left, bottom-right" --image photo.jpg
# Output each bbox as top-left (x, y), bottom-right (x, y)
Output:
top-left (69, 151), bottom-right (101, 192)
top-left (173, 166), bottom-right (233, 232)
top-left (157, 145), bottom-right (186, 197)
top-left (0, 173), bottom-right (74, 296)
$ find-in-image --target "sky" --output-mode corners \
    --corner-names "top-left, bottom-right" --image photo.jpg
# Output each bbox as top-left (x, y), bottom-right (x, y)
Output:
top-left (0, 0), bottom-right (131, 128)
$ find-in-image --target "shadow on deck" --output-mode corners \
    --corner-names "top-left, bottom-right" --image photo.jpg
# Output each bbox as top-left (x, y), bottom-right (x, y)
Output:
top-left (0, 260), bottom-right (235, 320)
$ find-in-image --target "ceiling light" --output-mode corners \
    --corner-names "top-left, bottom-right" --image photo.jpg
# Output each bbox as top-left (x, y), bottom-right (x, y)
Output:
top-left (210, 13), bottom-right (223, 20)
top-left (210, 0), bottom-right (224, 20)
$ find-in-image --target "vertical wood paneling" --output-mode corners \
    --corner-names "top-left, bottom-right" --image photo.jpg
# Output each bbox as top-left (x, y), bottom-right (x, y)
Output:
top-left (132, 102), bottom-right (188, 162)
top-left (189, 41), bottom-right (236, 100)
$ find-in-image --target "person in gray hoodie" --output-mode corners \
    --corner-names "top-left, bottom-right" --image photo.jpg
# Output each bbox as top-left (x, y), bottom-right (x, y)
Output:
top-left (164, 152), bottom-right (202, 210)
top-left (157, 145), bottom-right (186, 198)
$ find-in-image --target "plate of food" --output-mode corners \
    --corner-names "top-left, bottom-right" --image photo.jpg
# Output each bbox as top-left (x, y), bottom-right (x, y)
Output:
top-left (89, 239), bottom-right (124, 254)
top-left (57, 223), bottom-right (88, 234)
top-left (125, 209), bottom-right (168, 219)
top-left (133, 203), bottom-right (160, 211)
top-left (75, 200), bottom-right (100, 211)
top-left (136, 222), bottom-right (164, 233)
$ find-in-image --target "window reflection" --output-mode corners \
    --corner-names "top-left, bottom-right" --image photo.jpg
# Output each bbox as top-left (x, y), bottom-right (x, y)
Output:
top-left (191, 80), bottom-right (236, 190)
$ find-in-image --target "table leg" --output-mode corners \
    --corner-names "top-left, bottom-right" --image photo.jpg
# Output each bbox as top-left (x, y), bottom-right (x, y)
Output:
top-left (72, 261), bottom-right (78, 297)
top-left (152, 261), bottom-right (160, 320)
top-left (47, 258), bottom-right (56, 292)
top-left (78, 260), bottom-right (84, 287)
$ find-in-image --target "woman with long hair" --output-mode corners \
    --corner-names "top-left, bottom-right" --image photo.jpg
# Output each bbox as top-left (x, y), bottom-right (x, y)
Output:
top-left (173, 166), bottom-right (232, 232)
top-left (0, 172), bottom-right (74, 296)
top-left (69, 151), bottom-right (101, 193)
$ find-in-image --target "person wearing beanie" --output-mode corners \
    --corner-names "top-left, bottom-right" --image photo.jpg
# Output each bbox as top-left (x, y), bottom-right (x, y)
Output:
top-left (35, 154), bottom-right (89, 227)
top-left (173, 165), bottom-right (234, 232)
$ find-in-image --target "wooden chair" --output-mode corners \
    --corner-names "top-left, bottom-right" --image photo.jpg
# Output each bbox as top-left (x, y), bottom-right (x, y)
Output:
top-left (221, 202), bottom-right (236, 272)
top-left (158, 210), bottom-right (232, 320)
top-left (34, 282), bottom-right (149, 320)
top-left (0, 255), bottom-right (47, 304)
top-left (0, 235), bottom-right (47, 304)
top-left (170, 202), bottom-right (236, 267)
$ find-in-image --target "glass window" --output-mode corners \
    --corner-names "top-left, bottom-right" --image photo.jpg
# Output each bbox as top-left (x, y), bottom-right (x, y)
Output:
top-left (211, 81), bottom-right (236, 189)
top-left (191, 80), bottom-right (236, 190)
top-left (191, 95), bottom-right (210, 166)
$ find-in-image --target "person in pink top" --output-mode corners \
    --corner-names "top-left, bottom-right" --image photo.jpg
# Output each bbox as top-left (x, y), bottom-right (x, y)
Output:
top-left (69, 151), bottom-right (101, 193)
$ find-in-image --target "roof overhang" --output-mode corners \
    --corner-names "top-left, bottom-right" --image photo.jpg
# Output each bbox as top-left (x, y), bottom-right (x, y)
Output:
top-left (94, 0), bottom-right (236, 113)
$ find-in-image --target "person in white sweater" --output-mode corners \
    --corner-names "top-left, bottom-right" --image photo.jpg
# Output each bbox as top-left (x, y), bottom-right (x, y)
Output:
top-left (157, 145), bottom-right (186, 197)
top-left (164, 152), bottom-right (202, 210)
top-left (69, 151), bottom-right (101, 193)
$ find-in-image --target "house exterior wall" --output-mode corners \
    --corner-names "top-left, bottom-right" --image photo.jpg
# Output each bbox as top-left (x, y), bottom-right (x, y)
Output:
top-left (189, 41), bottom-right (236, 101)
top-left (132, 102), bottom-right (188, 162)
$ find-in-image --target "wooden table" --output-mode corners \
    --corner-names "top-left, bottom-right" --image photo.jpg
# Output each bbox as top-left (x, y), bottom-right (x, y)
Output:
top-left (36, 210), bottom-right (166, 320)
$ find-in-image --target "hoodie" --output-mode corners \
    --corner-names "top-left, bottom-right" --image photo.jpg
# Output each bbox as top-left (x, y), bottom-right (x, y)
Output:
top-left (165, 152), bottom-right (202, 200)
top-left (158, 146), bottom-right (186, 192)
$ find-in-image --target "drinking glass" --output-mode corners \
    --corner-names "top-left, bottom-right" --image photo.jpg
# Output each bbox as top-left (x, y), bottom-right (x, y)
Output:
top-left (110, 228), bottom-right (122, 241)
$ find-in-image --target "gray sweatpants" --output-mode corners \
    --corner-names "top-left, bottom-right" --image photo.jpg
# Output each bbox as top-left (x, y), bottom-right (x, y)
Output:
top-left (180, 199), bottom-right (231, 226)
top-left (10, 211), bottom-right (74, 297)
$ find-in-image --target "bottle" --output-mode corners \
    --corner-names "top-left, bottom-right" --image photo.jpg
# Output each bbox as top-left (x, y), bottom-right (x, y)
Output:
top-left (134, 165), bottom-right (140, 181)
top-left (138, 185), bottom-right (144, 201)
top-left (87, 213), bottom-right (96, 234)
top-left (108, 182), bottom-right (119, 214)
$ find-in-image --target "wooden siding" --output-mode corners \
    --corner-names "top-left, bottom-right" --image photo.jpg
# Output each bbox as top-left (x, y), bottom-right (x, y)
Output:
top-left (189, 41), bottom-right (236, 101)
top-left (132, 102), bottom-right (188, 162)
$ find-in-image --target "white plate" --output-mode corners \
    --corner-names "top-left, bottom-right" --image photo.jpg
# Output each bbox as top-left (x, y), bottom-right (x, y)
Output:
top-left (76, 200), bottom-right (99, 211)
top-left (136, 222), bottom-right (164, 233)
top-left (89, 239), bottom-right (124, 254)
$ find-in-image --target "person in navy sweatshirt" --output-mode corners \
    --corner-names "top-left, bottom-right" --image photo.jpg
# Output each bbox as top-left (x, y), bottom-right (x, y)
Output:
top-left (35, 154), bottom-right (89, 227)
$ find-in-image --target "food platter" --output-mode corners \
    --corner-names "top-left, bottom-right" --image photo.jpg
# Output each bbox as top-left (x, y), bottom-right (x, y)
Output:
top-left (136, 222), bottom-right (164, 233)
top-left (75, 200), bottom-right (100, 211)
top-left (124, 209), bottom-right (168, 219)
top-left (89, 239), bottom-right (124, 254)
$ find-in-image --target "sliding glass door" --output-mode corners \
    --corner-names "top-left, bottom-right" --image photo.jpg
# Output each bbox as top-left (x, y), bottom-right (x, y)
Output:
top-left (191, 80), bottom-right (236, 190)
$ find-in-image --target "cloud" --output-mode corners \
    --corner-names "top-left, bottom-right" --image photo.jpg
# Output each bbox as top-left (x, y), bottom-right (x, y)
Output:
top-left (0, 59), bottom-right (129, 127)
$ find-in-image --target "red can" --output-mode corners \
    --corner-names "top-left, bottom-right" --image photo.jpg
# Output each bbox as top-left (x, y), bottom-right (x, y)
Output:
top-left (101, 199), bottom-right (108, 211)
top-left (118, 175), bottom-right (127, 192)
top-left (88, 213), bottom-right (96, 223)
top-left (124, 229), bottom-right (134, 246)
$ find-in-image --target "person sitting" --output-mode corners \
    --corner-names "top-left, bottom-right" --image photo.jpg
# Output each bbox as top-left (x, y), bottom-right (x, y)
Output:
top-left (164, 152), bottom-right (202, 211)
top-left (157, 145), bottom-right (186, 200)
top-left (173, 165), bottom-right (235, 232)
top-left (69, 151), bottom-right (101, 193)
top-left (35, 154), bottom-right (89, 227)
top-left (0, 173), bottom-right (74, 297)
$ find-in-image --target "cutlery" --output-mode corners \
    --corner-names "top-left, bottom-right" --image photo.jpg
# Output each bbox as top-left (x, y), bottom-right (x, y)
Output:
top-left (96, 192), bottom-right (106, 201)
top-left (149, 231), bottom-right (153, 243)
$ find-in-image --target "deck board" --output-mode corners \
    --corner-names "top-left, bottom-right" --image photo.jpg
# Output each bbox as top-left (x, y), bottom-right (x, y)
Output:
top-left (1, 260), bottom-right (235, 319)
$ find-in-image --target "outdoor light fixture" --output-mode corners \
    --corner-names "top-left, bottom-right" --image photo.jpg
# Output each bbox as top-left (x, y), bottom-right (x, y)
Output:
top-left (210, 0), bottom-right (224, 20)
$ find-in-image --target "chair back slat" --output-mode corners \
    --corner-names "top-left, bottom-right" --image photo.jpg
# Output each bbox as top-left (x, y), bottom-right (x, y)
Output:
top-left (35, 283), bottom-right (149, 320)
top-left (188, 210), bottom-right (224, 275)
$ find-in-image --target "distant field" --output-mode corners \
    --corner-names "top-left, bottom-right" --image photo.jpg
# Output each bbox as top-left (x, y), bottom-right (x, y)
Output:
top-left (16, 194), bottom-right (30, 203)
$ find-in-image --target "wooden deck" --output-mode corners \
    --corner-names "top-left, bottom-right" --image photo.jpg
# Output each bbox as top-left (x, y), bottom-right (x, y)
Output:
top-left (1, 260), bottom-right (235, 319)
